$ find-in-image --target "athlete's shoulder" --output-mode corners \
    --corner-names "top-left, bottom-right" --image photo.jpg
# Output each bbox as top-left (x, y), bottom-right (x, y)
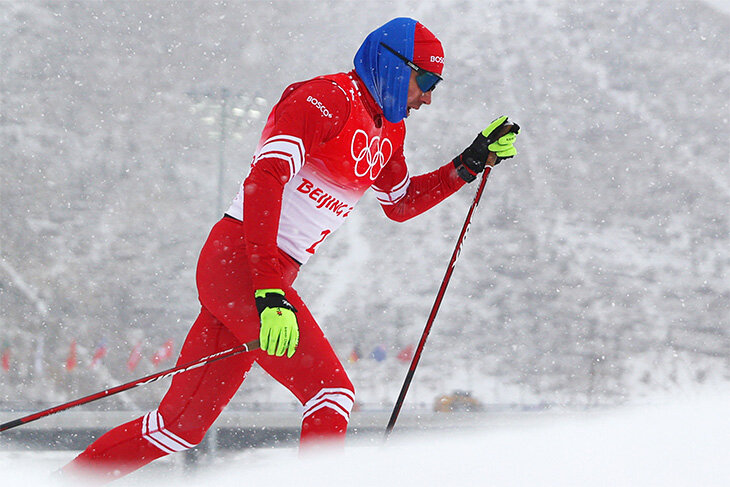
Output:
top-left (278, 74), bottom-right (352, 116)
top-left (270, 74), bottom-right (351, 141)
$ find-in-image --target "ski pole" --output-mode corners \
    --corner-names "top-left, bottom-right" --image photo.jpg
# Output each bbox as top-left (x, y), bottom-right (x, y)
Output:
top-left (385, 123), bottom-right (517, 437)
top-left (0, 339), bottom-right (260, 433)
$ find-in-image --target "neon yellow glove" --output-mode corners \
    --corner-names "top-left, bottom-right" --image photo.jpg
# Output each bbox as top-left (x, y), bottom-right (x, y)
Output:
top-left (452, 116), bottom-right (521, 182)
top-left (483, 116), bottom-right (519, 158)
top-left (255, 289), bottom-right (299, 358)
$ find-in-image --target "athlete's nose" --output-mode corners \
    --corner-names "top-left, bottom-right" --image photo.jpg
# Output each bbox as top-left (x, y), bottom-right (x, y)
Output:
top-left (420, 90), bottom-right (432, 105)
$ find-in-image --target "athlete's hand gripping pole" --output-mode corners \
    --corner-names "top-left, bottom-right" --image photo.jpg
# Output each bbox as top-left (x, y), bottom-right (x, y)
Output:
top-left (452, 115), bottom-right (521, 182)
top-left (385, 119), bottom-right (519, 438)
top-left (256, 288), bottom-right (300, 358)
top-left (0, 339), bottom-right (260, 433)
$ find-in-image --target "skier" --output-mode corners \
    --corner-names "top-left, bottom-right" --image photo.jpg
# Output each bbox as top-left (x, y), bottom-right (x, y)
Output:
top-left (62, 17), bottom-right (519, 481)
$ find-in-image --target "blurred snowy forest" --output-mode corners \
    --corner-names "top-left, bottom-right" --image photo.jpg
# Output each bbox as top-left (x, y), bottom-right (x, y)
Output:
top-left (1, 0), bottom-right (728, 411)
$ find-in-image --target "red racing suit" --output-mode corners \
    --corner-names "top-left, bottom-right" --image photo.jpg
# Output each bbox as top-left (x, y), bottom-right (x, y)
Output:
top-left (63, 71), bottom-right (466, 481)
top-left (227, 70), bottom-right (466, 287)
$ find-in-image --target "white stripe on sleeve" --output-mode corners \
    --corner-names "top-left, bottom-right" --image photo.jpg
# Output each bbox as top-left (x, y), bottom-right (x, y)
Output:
top-left (254, 135), bottom-right (306, 179)
top-left (372, 173), bottom-right (410, 206)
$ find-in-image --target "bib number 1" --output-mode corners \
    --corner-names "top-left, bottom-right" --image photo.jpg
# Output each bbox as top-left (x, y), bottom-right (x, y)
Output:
top-left (305, 229), bottom-right (331, 254)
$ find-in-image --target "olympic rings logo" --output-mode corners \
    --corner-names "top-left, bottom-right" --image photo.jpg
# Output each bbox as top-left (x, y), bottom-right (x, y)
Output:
top-left (351, 129), bottom-right (393, 180)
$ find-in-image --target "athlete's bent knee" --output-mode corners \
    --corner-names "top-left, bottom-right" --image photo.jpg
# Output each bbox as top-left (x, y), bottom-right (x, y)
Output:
top-left (141, 409), bottom-right (203, 453)
top-left (302, 387), bottom-right (356, 423)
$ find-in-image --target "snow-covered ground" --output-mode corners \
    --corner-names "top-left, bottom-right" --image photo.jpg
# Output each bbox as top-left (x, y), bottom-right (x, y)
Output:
top-left (3, 392), bottom-right (728, 486)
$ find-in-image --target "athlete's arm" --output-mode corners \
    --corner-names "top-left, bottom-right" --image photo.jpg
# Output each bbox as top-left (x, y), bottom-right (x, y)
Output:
top-left (242, 79), bottom-right (350, 289)
top-left (372, 146), bottom-right (466, 223)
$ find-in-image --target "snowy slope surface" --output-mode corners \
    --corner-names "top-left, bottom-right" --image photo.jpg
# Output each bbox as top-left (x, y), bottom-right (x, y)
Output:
top-left (2, 392), bottom-right (729, 486)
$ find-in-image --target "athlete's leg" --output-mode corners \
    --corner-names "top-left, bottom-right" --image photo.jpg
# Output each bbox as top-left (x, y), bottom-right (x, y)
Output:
top-left (63, 308), bottom-right (256, 482)
top-left (257, 288), bottom-right (354, 449)
top-left (63, 218), bottom-right (261, 482)
top-left (203, 218), bottom-right (353, 447)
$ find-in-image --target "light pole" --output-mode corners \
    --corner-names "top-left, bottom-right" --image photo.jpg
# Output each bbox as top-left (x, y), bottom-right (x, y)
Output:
top-left (215, 88), bottom-right (230, 217)
top-left (186, 88), bottom-right (266, 218)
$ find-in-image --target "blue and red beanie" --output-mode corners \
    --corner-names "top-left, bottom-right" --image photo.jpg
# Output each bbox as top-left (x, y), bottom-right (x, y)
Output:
top-left (354, 18), bottom-right (444, 123)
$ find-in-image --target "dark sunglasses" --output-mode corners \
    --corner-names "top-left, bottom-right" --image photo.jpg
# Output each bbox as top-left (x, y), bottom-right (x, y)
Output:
top-left (379, 42), bottom-right (442, 93)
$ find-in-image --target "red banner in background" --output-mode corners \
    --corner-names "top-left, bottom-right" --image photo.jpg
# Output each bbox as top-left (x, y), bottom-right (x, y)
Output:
top-left (127, 341), bottom-right (143, 372)
top-left (89, 342), bottom-right (108, 369)
top-left (151, 339), bottom-right (174, 366)
top-left (1, 347), bottom-right (10, 372)
top-left (397, 344), bottom-right (415, 363)
top-left (348, 346), bottom-right (360, 363)
top-left (65, 340), bottom-right (77, 371)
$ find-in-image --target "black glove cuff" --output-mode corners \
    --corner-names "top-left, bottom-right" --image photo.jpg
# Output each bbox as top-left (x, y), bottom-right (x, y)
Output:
top-left (255, 292), bottom-right (298, 315)
top-left (453, 157), bottom-right (478, 183)
top-left (453, 132), bottom-right (493, 183)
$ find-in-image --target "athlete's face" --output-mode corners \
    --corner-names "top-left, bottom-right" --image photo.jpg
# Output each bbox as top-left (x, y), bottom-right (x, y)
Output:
top-left (406, 70), bottom-right (432, 116)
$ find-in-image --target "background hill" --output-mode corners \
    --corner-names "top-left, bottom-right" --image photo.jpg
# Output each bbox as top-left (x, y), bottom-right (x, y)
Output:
top-left (1, 0), bottom-right (728, 411)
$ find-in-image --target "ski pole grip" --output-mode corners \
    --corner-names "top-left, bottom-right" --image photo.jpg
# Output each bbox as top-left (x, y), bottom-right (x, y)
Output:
top-left (485, 122), bottom-right (517, 167)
